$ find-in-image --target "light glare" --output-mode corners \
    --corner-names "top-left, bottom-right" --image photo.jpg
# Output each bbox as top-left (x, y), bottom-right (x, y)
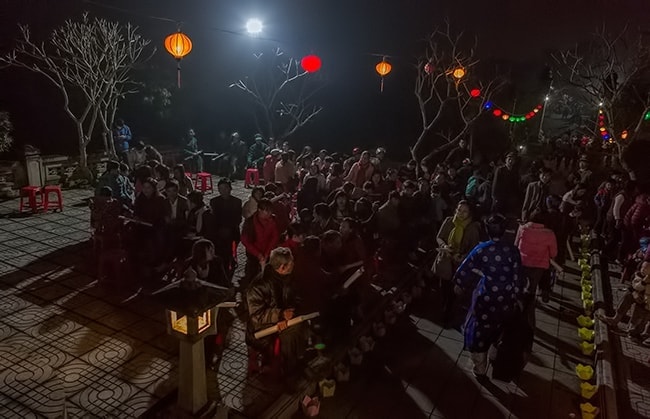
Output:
top-left (246, 18), bottom-right (263, 34)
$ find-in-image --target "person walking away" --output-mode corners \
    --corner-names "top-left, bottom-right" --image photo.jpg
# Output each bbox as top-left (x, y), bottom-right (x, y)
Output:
top-left (515, 210), bottom-right (559, 326)
top-left (434, 200), bottom-right (481, 325)
top-left (593, 180), bottom-right (614, 237)
top-left (605, 180), bottom-right (635, 262)
top-left (521, 167), bottom-right (552, 222)
top-left (453, 214), bottom-right (526, 377)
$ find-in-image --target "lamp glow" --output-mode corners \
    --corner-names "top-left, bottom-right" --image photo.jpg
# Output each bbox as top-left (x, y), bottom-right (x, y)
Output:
top-left (246, 18), bottom-right (263, 35)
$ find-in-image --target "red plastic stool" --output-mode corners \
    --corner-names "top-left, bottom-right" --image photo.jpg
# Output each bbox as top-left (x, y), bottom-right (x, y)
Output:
top-left (245, 168), bottom-right (260, 188)
top-left (194, 172), bottom-right (213, 193)
top-left (19, 186), bottom-right (42, 213)
top-left (43, 185), bottom-right (64, 211)
top-left (247, 337), bottom-right (282, 376)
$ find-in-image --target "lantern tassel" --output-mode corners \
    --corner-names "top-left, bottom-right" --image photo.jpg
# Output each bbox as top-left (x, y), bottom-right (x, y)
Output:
top-left (177, 60), bottom-right (182, 89)
top-left (380, 77), bottom-right (384, 93)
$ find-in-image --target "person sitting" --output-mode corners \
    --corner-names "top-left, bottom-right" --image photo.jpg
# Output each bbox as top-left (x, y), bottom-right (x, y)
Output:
top-left (339, 218), bottom-right (366, 274)
top-left (246, 247), bottom-right (306, 382)
top-left (119, 163), bottom-right (136, 205)
top-left (247, 134), bottom-right (269, 170)
top-left (345, 150), bottom-right (374, 187)
top-left (96, 160), bottom-right (131, 205)
top-left (154, 164), bottom-right (171, 194)
top-left (312, 203), bottom-right (340, 236)
top-left (241, 199), bottom-right (280, 288)
top-left (292, 236), bottom-right (333, 314)
top-left (275, 152), bottom-right (296, 192)
top-left (297, 177), bottom-right (321, 212)
top-left (330, 191), bottom-right (353, 223)
top-left (242, 186), bottom-right (265, 219)
top-left (263, 149), bottom-right (281, 183)
top-left (326, 163), bottom-right (344, 193)
top-left (377, 191), bottom-right (401, 241)
top-left (186, 191), bottom-right (211, 238)
top-left (397, 160), bottom-right (417, 183)
top-left (281, 222), bottom-right (307, 254)
top-left (172, 164), bottom-right (195, 197)
top-left (304, 163), bottom-right (327, 192)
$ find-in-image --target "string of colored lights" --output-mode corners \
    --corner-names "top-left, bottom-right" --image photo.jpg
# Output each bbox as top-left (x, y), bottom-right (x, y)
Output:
top-left (482, 101), bottom-right (544, 123)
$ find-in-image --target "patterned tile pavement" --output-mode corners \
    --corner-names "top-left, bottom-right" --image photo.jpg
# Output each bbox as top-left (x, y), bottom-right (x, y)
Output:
top-left (0, 182), bottom-right (281, 418)
top-left (608, 276), bottom-right (650, 418)
top-left (0, 181), bottom-right (635, 418)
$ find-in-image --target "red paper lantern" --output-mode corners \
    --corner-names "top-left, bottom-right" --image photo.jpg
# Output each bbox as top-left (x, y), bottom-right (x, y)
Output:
top-left (301, 55), bottom-right (322, 73)
top-left (493, 109), bottom-right (502, 117)
top-left (470, 88), bottom-right (481, 98)
top-left (525, 114), bottom-right (531, 120)
top-left (424, 62), bottom-right (434, 75)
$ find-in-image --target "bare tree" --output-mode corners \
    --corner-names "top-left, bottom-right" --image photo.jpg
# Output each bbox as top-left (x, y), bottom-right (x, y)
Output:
top-left (230, 48), bottom-right (324, 141)
top-left (553, 26), bottom-right (650, 156)
top-left (0, 112), bottom-right (13, 153)
top-left (0, 14), bottom-right (153, 168)
top-left (413, 23), bottom-right (505, 162)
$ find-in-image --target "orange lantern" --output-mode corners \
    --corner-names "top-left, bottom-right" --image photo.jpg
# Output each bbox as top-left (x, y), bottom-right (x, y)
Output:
top-left (375, 59), bottom-right (392, 92)
top-left (452, 67), bottom-right (466, 79)
top-left (164, 31), bottom-right (193, 88)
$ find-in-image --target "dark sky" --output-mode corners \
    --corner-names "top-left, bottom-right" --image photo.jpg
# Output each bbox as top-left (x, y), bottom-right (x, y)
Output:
top-left (1, 0), bottom-right (649, 157)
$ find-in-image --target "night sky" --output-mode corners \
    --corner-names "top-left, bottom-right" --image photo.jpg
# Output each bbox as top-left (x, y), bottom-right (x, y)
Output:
top-left (1, 0), bottom-right (649, 159)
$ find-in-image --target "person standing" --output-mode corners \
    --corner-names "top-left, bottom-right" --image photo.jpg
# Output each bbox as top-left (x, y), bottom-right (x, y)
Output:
top-left (241, 199), bottom-right (280, 288)
top-left (515, 210), bottom-right (558, 311)
top-left (453, 214), bottom-right (526, 376)
top-left (184, 129), bottom-right (203, 172)
top-left (492, 152), bottom-right (520, 216)
top-left (209, 179), bottom-right (243, 276)
top-left (521, 167), bottom-right (552, 222)
top-left (113, 118), bottom-right (132, 163)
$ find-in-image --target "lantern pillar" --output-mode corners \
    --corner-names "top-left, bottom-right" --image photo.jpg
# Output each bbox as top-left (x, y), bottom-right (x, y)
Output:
top-left (178, 336), bottom-right (208, 414)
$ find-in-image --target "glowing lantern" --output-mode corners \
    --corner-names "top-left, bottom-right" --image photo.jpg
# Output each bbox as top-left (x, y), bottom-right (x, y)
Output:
top-left (375, 59), bottom-right (392, 92)
top-left (502, 114), bottom-right (510, 121)
top-left (424, 62), bottom-right (434, 75)
top-left (452, 67), bottom-right (466, 79)
top-left (493, 109), bottom-right (502, 117)
top-left (470, 88), bottom-right (481, 98)
top-left (533, 108), bottom-right (539, 113)
top-left (599, 127), bottom-right (606, 132)
top-left (621, 130), bottom-right (628, 140)
top-left (301, 55), bottom-right (322, 73)
top-left (164, 31), bottom-right (193, 88)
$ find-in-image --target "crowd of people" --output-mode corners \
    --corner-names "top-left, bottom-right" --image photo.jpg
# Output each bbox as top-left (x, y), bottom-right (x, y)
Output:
top-left (89, 128), bottom-right (650, 385)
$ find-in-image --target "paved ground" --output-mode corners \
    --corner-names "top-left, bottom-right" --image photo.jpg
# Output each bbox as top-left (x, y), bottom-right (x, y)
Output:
top-left (0, 183), bottom-right (283, 418)
top-left (0, 182), bottom-right (604, 418)
top-left (607, 273), bottom-right (650, 419)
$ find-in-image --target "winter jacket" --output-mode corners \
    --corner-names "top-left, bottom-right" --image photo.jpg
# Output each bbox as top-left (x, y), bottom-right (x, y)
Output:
top-left (515, 222), bottom-right (558, 269)
top-left (245, 267), bottom-right (295, 346)
top-left (521, 181), bottom-right (549, 222)
top-left (623, 194), bottom-right (650, 238)
top-left (241, 213), bottom-right (279, 260)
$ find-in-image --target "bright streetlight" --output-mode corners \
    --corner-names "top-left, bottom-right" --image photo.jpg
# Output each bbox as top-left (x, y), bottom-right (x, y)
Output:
top-left (246, 18), bottom-right (263, 35)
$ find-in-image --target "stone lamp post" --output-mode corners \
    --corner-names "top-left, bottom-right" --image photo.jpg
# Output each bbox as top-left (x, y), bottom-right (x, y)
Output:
top-left (155, 278), bottom-right (230, 414)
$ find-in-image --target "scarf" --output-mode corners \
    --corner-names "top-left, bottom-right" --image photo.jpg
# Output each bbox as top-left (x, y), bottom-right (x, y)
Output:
top-left (448, 215), bottom-right (471, 253)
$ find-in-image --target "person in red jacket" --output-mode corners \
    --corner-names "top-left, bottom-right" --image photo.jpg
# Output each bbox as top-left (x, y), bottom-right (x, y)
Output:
top-left (241, 199), bottom-right (280, 288)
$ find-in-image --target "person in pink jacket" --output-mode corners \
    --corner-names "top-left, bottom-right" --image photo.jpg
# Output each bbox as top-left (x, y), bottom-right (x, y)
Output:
top-left (515, 210), bottom-right (559, 322)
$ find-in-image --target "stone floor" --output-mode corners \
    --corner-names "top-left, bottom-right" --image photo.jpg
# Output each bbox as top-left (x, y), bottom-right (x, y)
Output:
top-left (0, 182), bottom-right (616, 418)
top-left (0, 183), bottom-right (281, 418)
top-left (608, 273), bottom-right (650, 419)
top-left (308, 261), bottom-right (592, 419)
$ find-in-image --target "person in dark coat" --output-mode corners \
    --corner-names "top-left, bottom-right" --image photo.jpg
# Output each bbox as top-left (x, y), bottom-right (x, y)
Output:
top-left (521, 167), bottom-right (552, 222)
top-left (246, 248), bottom-right (306, 378)
top-left (445, 139), bottom-right (471, 169)
top-left (209, 178), bottom-right (243, 276)
top-left (491, 152), bottom-right (520, 216)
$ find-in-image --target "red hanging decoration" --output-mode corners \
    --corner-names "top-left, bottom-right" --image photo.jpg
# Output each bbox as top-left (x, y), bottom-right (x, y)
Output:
top-left (470, 88), bottom-right (481, 98)
top-left (493, 109), bottom-right (503, 117)
top-left (424, 62), bottom-right (434, 75)
top-left (301, 55), bottom-right (322, 73)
